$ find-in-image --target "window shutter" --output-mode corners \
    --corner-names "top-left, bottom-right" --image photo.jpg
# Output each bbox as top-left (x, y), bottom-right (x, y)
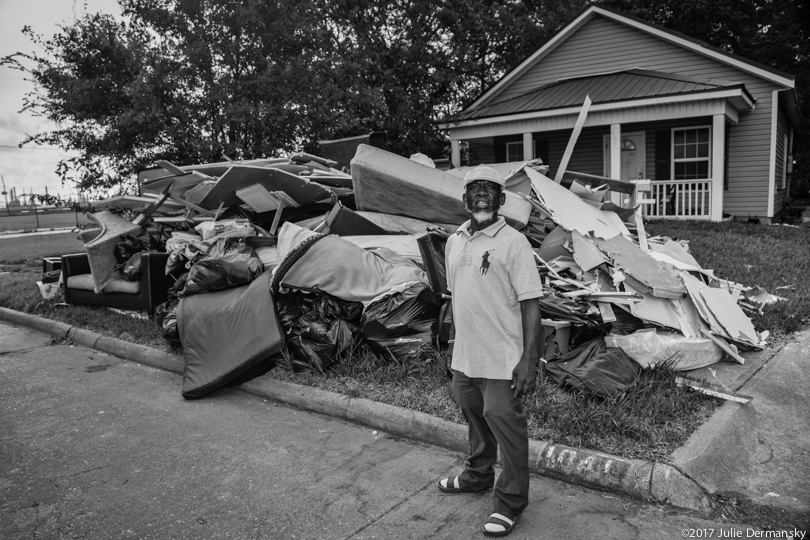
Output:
top-left (535, 139), bottom-right (550, 165)
top-left (655, 130), bottom-right (671, 180)
top-left (494, 143), bottom-right (506, 163)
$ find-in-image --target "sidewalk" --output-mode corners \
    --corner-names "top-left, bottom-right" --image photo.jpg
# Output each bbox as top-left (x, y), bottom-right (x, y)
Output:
top-left (0, 306), bottom-right (808, 528)
top-left (0, 226), bottom-right (77, 239)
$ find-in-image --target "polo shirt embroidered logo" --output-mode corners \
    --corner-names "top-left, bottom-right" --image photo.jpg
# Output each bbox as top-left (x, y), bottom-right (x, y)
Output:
top-left (480, 250), bottom-right (492, 275)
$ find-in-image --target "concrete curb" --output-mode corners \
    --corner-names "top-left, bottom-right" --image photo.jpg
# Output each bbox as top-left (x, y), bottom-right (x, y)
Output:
top-left (0, 307), bottom-right (711, 511)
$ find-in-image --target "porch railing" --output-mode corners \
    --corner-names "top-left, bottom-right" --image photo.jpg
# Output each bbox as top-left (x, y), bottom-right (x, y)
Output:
top-left (641, 179), bottom-right (712, 219)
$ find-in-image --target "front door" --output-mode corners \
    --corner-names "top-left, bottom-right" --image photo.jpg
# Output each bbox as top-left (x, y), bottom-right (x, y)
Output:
top-left (603, 131), bottom-right (646, 205)
top-left (603, 131), bottom-right (646, 180)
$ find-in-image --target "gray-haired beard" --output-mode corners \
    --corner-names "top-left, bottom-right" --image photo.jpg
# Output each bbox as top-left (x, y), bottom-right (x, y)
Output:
top-left (465, 201), bottom-right (495, 224)
top-left (471, 210), bottom-right (494, 224)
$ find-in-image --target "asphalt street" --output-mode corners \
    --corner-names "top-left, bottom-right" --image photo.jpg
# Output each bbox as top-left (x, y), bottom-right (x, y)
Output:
top-left (0, 322), bottom-right (774, 540)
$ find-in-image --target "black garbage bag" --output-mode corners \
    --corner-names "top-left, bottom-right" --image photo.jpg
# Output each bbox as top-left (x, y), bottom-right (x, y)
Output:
top-left (417, 229), bottom-right (450, 295)
top-left (167, 272), bottom-right (188, 301)
top-left (114, 233), bottom-right (160, 269)
top-left (154, 299), bottom-right (181, 348)
top-left (119, 252), bottom-right (142, 281)
top-left (276, 291), bottom-right (363, 372)
top-left (181, 238), bottom-right (264, 297)
top-left (361, 282), bottom-right (441, 361)
top-left (544, 337), bottom-right (640, 397)
top-left (538, 292), bottom-right (604, 349)
top-left (436, 298), bottom-right (453, 349)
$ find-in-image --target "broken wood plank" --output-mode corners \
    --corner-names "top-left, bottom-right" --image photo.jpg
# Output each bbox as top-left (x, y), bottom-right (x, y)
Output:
top-left (554, 95), bottom-right (591, 184)
top-left (675, 377), bottom-right (753, 404)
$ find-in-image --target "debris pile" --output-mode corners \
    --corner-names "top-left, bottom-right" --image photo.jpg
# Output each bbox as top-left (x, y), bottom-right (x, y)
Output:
top-left (62, 144), bottom-right (773, 399)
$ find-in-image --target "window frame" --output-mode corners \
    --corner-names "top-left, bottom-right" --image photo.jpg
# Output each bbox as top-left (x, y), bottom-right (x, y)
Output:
top-left (505, 141), bottom-right (524, 162)
top-left (671, 126), bottom-right (712, 180)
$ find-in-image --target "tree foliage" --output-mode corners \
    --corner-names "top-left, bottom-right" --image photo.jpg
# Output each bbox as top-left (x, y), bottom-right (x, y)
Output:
top-left (2, 0), bottom-right (809, 198)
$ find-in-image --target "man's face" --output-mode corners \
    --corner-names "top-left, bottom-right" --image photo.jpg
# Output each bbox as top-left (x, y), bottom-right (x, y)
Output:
top-left (464, 180), bottom-right (505, 223)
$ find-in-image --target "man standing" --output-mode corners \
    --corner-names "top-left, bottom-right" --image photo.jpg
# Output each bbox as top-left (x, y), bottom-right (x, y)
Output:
top-left (439, 165), bottom-right (543, 537)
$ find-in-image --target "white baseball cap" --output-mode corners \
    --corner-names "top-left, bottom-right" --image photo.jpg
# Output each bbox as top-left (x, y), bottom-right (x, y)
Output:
top-left (462, 165), bottom-right (506, 188)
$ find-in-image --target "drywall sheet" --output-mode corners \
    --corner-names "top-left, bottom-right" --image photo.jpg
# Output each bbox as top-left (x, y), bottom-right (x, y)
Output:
top-left (351, 144), bottom-right (531, 229)
top-left (571, 231), bottom-right (607, 272)
top-left (680, 272), bottom-right (731, 338)
top-left (569, 180), bottom-right (608, 203)
top-left (526, 167), bottom-right (625, 239)
top-left (537, 226), bottom-right (572, 263)
top-left (701, 286), bottom-right (760, 345)
top-left (595, 235), bottom-right (686, 299)
top-left (197, 165), bottom-right (333, 210)
top-left (625, 283), bottom-right (683, 331)
top-left (648, 239), bottom-right (700, 267)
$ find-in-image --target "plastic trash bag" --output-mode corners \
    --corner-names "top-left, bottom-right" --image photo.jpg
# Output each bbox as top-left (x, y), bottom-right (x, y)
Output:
top-left (544, 337), bottom-right (640, 397)
top-left (154, 299), bottom-right (181, 348)
top-left (115, 233), bottom-right (156, 263)
top-left (119, 252), bottom-right (142, 281)
top-left (167, 273), bottom-right (188, 301)
top-left (417, 229), bottom-right (450, 295)
top-left (436, 298), bottom-right (453, 349)
top-left (605, 329), bottom-right (723, 371)
top-left (181, 238), bottom-right (264, 297)
top-left (276, 291), bottom-right (363, 372)
top-left (361, 282), bottom-right (441, 361)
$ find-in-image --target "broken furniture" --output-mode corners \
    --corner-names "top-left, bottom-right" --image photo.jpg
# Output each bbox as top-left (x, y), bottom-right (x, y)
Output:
top-left (62, 251), bottom-right (175, 315)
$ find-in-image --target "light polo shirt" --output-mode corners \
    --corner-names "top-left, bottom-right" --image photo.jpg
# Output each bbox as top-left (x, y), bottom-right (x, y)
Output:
top-left (445, 217), bottom-right (543, 380)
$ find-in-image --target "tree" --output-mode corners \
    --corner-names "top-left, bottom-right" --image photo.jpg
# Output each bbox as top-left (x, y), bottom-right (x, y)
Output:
top-left (3, 0), bottom-right (808, 199)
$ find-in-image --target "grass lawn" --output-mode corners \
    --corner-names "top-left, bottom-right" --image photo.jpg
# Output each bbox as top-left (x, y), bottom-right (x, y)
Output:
top-left (1, 221), bottom-right (807, 462)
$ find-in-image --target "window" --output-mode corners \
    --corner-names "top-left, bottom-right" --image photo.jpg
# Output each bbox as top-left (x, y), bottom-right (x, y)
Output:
top-left (672, 127), bottom-right (710, 179)
top-left (505, 141), bottom-right (524, 162)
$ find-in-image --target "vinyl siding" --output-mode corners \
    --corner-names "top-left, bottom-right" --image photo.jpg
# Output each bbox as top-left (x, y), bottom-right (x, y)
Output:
top-left (773, 105), bottom-right (789, 215)
top-left (468, 141), bottom-right (496, 164)
top-left (470, 14), bottom-right (787, 217)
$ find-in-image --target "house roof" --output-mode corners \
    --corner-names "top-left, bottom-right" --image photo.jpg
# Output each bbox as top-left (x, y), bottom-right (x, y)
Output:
top-left (445, 69), bottom-right (755, 123)
top-left (466, 5), bottom-right (794, 114)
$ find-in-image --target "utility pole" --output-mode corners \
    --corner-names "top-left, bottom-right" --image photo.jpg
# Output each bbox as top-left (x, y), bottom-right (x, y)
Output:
top-left (1, 175), bottom-right (9, 216)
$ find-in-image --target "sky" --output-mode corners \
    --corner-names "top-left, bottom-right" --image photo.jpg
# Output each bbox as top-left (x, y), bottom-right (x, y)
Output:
top-left (0, 0), bottom-right (121, 203)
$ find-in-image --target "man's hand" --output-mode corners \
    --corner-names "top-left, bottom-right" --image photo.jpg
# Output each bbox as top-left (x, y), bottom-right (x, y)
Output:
top-left (514, 298), bottom-right (542, 399)
top-left (443, 342), bottom-right (454, 377)
top-left (511, 355), bottom-right (536, 399)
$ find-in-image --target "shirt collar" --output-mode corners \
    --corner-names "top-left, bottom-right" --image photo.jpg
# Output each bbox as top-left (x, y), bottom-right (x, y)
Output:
top-left (456, 216), bottom-right (507, 238)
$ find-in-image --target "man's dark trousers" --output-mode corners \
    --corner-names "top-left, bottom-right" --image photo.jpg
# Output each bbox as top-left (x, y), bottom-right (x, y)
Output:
top-left (451, 370), bottom-right (530, 517)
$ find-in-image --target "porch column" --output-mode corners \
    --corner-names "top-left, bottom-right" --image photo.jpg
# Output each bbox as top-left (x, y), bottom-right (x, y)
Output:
top-left (523, 132), bottom-right (534, 161)
top-left (610, 124), bottom-right (621, 180)
top-left (451, 139), bottom-right (461, 168)
top-left (711, 114), bottom-right (725, 221)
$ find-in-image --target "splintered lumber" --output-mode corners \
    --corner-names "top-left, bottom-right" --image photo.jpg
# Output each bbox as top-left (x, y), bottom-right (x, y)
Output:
top-left (350, 144), bottom-right (531, 228)
top-left (675, 377), bottom-right (753, 404)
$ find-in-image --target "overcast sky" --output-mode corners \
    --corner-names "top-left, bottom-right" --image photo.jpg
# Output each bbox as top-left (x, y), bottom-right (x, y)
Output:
top-left (0, 0), bottom-right (121, 202)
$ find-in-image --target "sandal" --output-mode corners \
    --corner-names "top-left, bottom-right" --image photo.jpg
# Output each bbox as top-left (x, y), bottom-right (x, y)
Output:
top-left (482, 513), bottom-right (516, 537)
top-left (436, 476), bottom-right (491, 494)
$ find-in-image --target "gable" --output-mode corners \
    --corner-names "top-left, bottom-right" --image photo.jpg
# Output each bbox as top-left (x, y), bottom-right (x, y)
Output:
top-left (494, 16), bottom-right (755, 105)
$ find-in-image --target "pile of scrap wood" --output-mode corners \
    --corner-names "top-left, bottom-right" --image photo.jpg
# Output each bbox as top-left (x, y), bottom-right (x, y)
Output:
top-left (76, 144), bottom-right (772, 399)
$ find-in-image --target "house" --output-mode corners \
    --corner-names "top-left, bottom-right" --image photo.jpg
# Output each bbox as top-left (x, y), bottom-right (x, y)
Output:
top-left (438, 5), bottom-right (802, 222)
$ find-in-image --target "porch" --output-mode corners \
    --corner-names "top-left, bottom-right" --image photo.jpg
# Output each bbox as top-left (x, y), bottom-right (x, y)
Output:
top-left (635, 179), bottom-right (713, 220)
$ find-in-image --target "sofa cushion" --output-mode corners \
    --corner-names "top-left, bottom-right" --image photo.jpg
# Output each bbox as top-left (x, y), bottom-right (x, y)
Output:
top-left (67, 273), bottom-right (141, 294)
